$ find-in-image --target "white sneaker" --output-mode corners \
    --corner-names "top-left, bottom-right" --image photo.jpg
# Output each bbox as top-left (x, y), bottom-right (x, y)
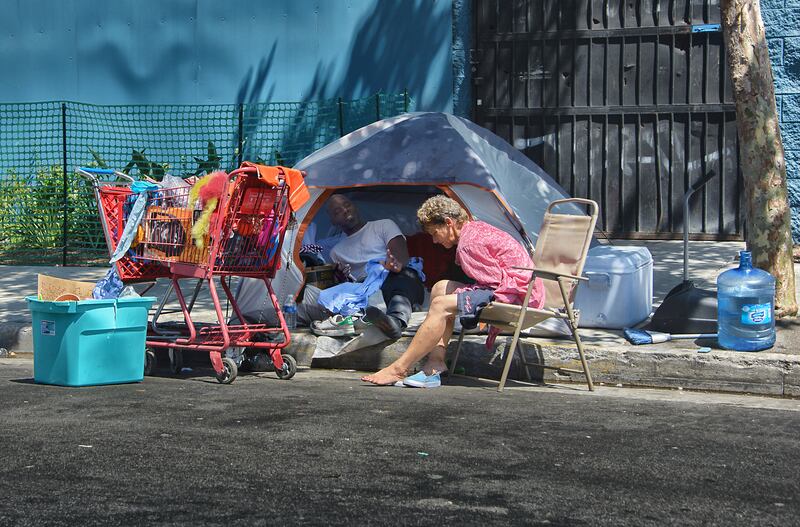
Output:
top-left (311, 314), bottom-right (356, 337)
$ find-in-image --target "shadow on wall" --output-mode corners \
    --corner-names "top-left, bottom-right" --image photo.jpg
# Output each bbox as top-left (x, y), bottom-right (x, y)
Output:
top-left (236, 43), bottom-right (278, 107)
top-left (235, 0), bottom-right (451, 164)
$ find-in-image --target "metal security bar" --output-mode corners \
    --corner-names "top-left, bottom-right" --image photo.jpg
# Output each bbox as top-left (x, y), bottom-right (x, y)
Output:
top-left (0, 92), bottom-right (411, 265)
top-left (473, 0), bottom-right (741, 240)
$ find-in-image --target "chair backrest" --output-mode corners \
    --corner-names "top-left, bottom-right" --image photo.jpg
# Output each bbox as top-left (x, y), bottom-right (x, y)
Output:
top-left (532, 199), bottom-right (599, 309)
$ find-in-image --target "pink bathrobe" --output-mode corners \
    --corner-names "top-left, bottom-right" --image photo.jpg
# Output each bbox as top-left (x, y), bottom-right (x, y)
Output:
top-left (454, 221), bottom-right (545, 348)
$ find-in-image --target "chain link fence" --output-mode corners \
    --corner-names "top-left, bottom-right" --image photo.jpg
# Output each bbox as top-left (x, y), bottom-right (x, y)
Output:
top-left (0, 92), bottom-right (411, 265)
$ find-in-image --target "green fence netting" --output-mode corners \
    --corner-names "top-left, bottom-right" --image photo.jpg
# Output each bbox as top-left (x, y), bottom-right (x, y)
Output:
top-left (0, 92), bottom-right (411, 265)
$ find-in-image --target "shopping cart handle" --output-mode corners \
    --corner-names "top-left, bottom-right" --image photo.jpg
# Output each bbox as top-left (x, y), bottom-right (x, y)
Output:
top-left (76, 167), bottom-right (134, 184)
top-left (78, 167), bottom-right (115, 174)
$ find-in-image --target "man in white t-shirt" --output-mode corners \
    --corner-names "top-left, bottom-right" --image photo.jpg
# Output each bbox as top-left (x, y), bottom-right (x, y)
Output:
top-left (304, 194), bottom-right (425, 338)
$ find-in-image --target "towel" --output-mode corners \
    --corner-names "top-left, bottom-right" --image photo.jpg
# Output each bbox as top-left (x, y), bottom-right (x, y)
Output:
top-left (240, 162), bottom-right (310, 211)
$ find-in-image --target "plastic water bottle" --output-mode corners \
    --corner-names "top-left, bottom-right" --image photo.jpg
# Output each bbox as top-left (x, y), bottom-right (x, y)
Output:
top-left (283, 294), bottom-right (297, 330)
top-left (717, 251), bottom-right (776, 351)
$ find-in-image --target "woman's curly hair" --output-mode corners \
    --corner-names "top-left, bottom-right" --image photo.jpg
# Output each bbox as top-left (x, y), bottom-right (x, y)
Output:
top-left (417, 195), bottom-right (469, 227)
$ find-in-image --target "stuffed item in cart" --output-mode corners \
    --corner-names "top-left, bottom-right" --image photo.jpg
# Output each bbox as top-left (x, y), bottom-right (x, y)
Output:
top-left (144, 207), bottom-right (190, 258)
top-left (189, 171), bottom-right (228, 249)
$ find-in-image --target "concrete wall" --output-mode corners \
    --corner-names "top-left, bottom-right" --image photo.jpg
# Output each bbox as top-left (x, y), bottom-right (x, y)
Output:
top-left (764, 0), bottom-right (800, 242)
top-left (0, 0), bottom-right (453, 112)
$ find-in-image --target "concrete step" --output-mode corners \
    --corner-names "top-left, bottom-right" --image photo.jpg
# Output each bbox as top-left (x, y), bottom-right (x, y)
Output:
top-left (6, 326), bottom-right (798, 397)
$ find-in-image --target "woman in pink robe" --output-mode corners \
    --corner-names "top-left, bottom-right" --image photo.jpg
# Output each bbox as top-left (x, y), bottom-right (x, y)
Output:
top-left (362, 196), bottom-right (544, 388)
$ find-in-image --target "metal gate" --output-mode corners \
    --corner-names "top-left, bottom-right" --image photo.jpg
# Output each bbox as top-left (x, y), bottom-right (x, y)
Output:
top-left (472, 0), bottom-right (742, 240)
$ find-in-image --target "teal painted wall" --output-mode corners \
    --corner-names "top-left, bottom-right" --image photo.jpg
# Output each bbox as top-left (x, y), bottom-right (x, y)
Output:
top-left (764, 0), bottom-right (800, 242)
top-left (0, 0), bottom-right (453, 111)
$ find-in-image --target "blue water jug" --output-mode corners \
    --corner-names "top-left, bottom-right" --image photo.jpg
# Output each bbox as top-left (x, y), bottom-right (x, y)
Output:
top-left (717, 251), bottom-right (776, 351)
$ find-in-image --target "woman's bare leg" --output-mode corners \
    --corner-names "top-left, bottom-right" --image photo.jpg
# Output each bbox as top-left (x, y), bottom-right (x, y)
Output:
top-left (362, 292), bottom-right (459, 385)
top-left (420, 316), bottom-right (455, 375)
top-left (420, 280), bottom-right (464, 374)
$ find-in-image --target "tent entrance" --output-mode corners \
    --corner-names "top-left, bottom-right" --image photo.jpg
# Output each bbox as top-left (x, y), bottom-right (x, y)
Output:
top-left (299, 185), bottom-right (473, 291)
top-left (303, 185), bottom-right (448, 244)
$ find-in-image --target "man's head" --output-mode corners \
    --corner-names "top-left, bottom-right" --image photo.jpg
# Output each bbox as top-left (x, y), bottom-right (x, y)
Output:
top-left (326, 194), bottom-right (363, 234)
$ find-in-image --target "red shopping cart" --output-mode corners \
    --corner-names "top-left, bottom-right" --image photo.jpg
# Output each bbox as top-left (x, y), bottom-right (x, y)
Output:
top-left (79, 165), bottom-right (299, 384)
top-left (79, 168), bottom-right (169, 283)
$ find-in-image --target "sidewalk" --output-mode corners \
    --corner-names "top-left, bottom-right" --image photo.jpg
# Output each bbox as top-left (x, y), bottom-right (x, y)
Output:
top-left (2, 241), bottom-right (799, 397)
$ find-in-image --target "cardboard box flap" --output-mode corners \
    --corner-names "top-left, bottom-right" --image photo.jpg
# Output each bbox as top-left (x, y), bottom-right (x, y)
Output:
top-left (37, 274), bottom-right (96, 301)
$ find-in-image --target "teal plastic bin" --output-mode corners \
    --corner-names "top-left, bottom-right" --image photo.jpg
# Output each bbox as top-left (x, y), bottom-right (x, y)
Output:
top-left (26, 296), bottom-right (156, 387)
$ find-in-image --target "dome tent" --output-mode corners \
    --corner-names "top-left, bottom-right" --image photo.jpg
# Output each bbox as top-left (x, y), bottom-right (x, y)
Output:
top-left (235, 112), bottom-right (586, 320)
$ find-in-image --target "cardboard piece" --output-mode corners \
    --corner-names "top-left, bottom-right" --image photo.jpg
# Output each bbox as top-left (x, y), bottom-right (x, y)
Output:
top-left (37, 274), bottom-right (96, 301)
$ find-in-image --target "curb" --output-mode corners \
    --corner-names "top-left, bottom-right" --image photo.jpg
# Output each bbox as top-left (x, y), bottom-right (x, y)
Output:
top-left (291, 332), bottom-right (800, 398)
top-left (0, 322), bottom-right (31, 355)
top-left (4, 324), bottom-right (798, 398)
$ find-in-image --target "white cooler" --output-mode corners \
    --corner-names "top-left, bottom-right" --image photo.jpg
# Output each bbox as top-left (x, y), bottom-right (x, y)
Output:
top-left (573, 245), bottom-right (653, 329)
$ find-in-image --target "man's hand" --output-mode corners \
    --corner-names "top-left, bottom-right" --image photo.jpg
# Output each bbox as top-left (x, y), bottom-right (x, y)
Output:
top-left (334, 262), bottom-right (353, 283)
top-left (385, 235), bottom-right (410, 273)
top-left (382, 248), bottom-right (402, 273)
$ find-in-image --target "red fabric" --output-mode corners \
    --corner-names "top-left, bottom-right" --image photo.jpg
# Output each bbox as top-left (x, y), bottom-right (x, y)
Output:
top-left (455, 221), bottom-right (545, 349)
top-left (406, 232), bottom-right (456, 289)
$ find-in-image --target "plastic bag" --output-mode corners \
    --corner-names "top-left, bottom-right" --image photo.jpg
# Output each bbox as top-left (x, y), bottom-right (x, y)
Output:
top-left (161, 174), bottom-right (191, 207)
top-left (161, 174), bottom-right (190, 190)
top-left (93, 266), bottom-right (124, 299)
top-left (119, 286), bottom-right (140, 298)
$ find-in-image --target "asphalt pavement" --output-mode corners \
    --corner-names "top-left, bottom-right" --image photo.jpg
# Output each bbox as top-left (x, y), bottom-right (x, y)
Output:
top-left (1, 357), bottom-right (799, 526)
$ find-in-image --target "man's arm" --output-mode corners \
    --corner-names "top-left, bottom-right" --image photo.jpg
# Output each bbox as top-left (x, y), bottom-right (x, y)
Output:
top-left (385, 235), bottom-right (410, 272)
top-left (328, 240), bottom-right (354, 282)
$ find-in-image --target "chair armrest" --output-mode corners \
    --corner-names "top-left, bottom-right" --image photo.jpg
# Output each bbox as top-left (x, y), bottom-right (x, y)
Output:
top-left (511, 266), bottom-right (588, 282)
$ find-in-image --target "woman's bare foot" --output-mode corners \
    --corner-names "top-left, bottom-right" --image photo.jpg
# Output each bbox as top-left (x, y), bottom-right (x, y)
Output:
top-left (361, 364), bottom-right (407, 386)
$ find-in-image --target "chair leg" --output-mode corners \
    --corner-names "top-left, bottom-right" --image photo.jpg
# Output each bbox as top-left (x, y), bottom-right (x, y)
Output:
top-left (571, 327), bottom-right (594, 391)
top-left (450, 329), bottom-right (466, 377)
top-left (556, 277), bottom-right (594, 391)
top-left (563, 305), bottom-right (593, 390)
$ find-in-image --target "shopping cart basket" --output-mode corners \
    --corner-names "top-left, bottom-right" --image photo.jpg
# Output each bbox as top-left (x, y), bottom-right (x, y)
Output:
top-left (78, 167), bottom-right (169, 282)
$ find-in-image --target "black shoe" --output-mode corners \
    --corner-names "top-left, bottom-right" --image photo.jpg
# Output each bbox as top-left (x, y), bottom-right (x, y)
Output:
top-left (365, 306), bottom-right (406, 339)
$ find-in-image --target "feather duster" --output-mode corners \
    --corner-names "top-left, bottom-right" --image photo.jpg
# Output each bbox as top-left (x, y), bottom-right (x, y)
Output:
top-left (189, 171), bottom-right (228, 249)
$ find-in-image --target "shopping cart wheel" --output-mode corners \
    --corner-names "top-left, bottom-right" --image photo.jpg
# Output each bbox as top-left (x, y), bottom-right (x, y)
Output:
top-left (169, 349), bottom-right (184, 375)
top-left (216, 357), bottom-right (238, 384)
top-left (144, 349), bottom-right (157, 376)
top-left (275, 354), bottom-right (297, 380)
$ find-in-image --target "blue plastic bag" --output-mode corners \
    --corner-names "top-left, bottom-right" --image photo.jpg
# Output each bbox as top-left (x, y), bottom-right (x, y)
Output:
top-left (93, 266), bottom-right (124, 299)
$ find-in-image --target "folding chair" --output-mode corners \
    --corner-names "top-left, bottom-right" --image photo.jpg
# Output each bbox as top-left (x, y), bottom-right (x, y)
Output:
top-left (450, 198), bottom-right (599, 392)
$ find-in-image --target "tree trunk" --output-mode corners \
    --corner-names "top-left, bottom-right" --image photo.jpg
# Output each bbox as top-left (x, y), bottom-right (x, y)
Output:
top-left (721, 0), bottom-right (798, 317)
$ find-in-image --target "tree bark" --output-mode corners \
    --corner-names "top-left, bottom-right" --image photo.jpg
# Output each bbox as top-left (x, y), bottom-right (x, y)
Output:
top-left (721, 0), bottom-right (798, 317)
